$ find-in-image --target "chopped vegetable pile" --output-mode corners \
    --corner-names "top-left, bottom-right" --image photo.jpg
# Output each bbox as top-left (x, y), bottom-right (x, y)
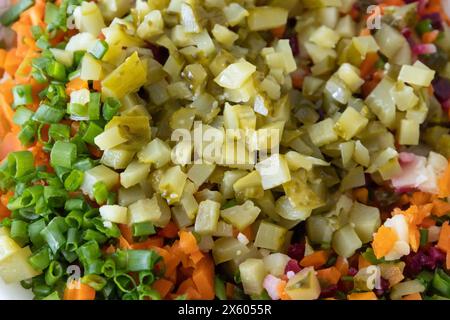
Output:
top-left (0, 0), bottom-right (449, 301)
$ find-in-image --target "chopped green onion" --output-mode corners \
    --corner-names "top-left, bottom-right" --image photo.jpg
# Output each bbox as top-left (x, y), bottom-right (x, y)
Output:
top-left (82, 209), bottom-right (99, 229)
top-left (137, 285), bottom-right (161, 300)
top-left (65, 210), bottom-right (84, 229)
top-left (18, 122), bottom-right (37, 146)
top-left (44, 186), bottom-right (68, 208)
top-left (66, 227), bottom-right (80, 252)
top-left (138, 271), bottom-right (155, 286)
top-left (101, 259), bottom-right (116, 278)
top-left (82, 122), bottom-right (103, 145)
top-left (12, 85), bottom-right (33, 108)
top-left (42, 291), bottom-right (60, 300)
top-left (10, 219), bottom-right (29, 247)
top-left (82, 229), bottom-right (108, 244)
top-left (102, 98), bottom-right (121, 121)
top-left (88, 92), bottom-right (101, 120)
top-left (415, 19), bottom-right (433, 36)
top-left (45, 261), bottom-right (63, 286)
top-left (33, 104), bottom-right (66, 123)
top-left (114, 249), bottom-right (160, 272)
top-left (77, 240), bottom-right (101, 262)
top-left (432, 269), bottom-right (450, 298)
top-left (48, 123), bottom-right (70, 141)
top-left (81, 274), bottom-right (107, 291)
top-left (215, 276), bottom-right (227, 300)
top-left (28, 219), bottom-right (46, 247)
top-left (89, 40), bottom-right (109, 60)
top-left (40, 221), bottom-right (66, 253)
top-left (46, 60), bottom-right (66, 81)
top-left (7, 151), bottom-right (34, 178)
top-left (64, 198), bottom-right (86, 212)
top-left (420, 228), bottom-right (429, 247)
top-left (84, 259), bottom-right (104, 275)
top-left (64, 169), bottom-right (84, 192)
top-left (132, 221), bottom-right (156, 237)
top-left (113, 273), bottom-right (137, 293)
top-left (73, 158), bottom-right (95, 171)
top-left (0, 0), bottom-right (34, 26)
top-left (50, 141), bottom-right (77, 168)
top-left (28, 246), bottom-right (51, 271)
top-left (93, 181), bottom-right (109, 205)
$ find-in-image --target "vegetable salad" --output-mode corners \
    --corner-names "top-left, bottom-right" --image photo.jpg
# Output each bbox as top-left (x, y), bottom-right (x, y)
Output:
top-left (0, 0), bottom-right (449, 300)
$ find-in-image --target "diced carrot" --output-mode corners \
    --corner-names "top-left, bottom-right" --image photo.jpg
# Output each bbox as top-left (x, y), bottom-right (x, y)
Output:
top-left (177, 278), bottom-right (195, 295)
top-left (63, 281), bottom-right (96, 300)
top-left (372, 225), bottom-right (398, 259)
top-left (358, 254), bottom-right (371, 269)
top-left (240, 226), bottom-right (254, 242)
top-left (347, 291), bottom-right (378, 300)
top-left (334, 256), bottom-right (349, 276)
top-left (432, 199), bottom-right (450, 217)
top-left (402, 293), bottom-right (422, 300)
top-left (184, 287), bottom-right (202, 300)
top-left (190, 250), bottom-right (205, 265)
top-left (93, 80), bottom-right (102, 92)
top-left (437, 221), bottom-right (450, 253)
top-left (118, 224), bottom-right (134, 244)
top-left (130, 236), bottom-right (164, 250)
top-left (360, 52), bottom-right (379, 79)
top-left (179, 230), bottom-right (200, 255)
top-left (316, 267), bottom-right (341, 286)
top-left (152, 278), bottom-right (174, 298)
top-left (438, 162), bottom-right (450, 197)
top-left (225, 282), bottom-right (235, 299)
top-left (158, 222), bottom-right (179, 239)
top-left (362, 78), bottom-right (380, 97)
top-left (291, 70), bottom-right (305, 89)
top-left (300, 250), bottom-right (329, 269)
top-left (271, 25), bottom-right (286, 38)
top-left (87, 144), bottom-right (103, 159)
top-left (446, 245), bottom-right (450, 270)
top-left (411, 192), bottom-right (432, 206)
top-left (359, 28), bottom-right (371, 36)
top-left (0, 133), bottom-right (24, 161)
top-left (420, 217), bottom-right (436, 228)
top-left (192, 257), bottom-right (215, 300)
top-left (0, 49), bottom-right (7, 68)
top-left (409, 224), bottom-right (420, 252)
top-left (353, 188), bottom-right (368, 204)
top-left (422, 30), bottom-right (439, 44)
top-left (118, 236), bottom-right (132, 250)
top-left (66, 78), bottom-right (89, 96)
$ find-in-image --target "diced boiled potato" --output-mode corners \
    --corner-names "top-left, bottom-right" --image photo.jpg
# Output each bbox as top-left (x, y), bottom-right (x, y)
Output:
top-left (348, 202), bottom-right (381, 243)
top-left (255, 154), bottom-right (291, 190)
top-left (335, 107), bottom-right (368, 140)
top-left (74, 1), bottom-right (106, 36)
top-left (214, 59), bottom-right (256, 89)
top-left (95, 126), bottom-right (128, 150)
top-left (101, 148), bottom-right (135, 170)
top-left (81, 165), bottom-right (120, 198)
top-left (263, 253), bottom-right (290, 277)
top-left (180, 3), bottom-right (201, 33)
top-left (336, 63), bottom-right (364, 92)
top-left (391, 82), bottom-right (419, 111)
top-left (0, 247), bottom-right (41, 283)
top-left (80, 53), bottom-right (102, 81)
top-left (171, 206), bottom-right (194, 229)
top-left (254, 221), bottom-right (287, 251)
top-left (159, 166), bottom-right (187, 204)
top-left (128, 194), bottom-right (171, 227)
top-left (223, 3), bottom-right (249, 27)
top-left (118, 185), bottom-right (147, 207)
top-left (398, 62), bottom-right (436, 87)
top-left (180, 181), bottom-right (199, 219)
top-left (120, 160), bottom-right (151, 189)
top-left (138, 138), bottom-right (172, 168)
top-left (398, 119), bottom-right (420, 146)
top-left (194, 200), bottom-right (221, 235)
top-left (220, 200), bottom-right (260, 230)
top-left (285, 151), bottom-right (329, 171)
top-left (332, 224), bottom-right (362, 258)
top-left (239, 258), bottom-right (267, 295)
top-left (187, 164), bottom-right (216, 189)
top-left (309, 25), bottom-right (340, 48)
top-left (307, 118), bottom-right (338, 147)
top-left (212, 24), bottom-right (239, 47)
top-left (247, 6), bottom-right (288, 31)
top-left (100, 205), bottom-right (128, 224)
top-left (212, 237), bottom-right (250, 264)
top-left (285, 267), bottom-right (321, 300)
top-left (0, 235), bottom-right (20, 262)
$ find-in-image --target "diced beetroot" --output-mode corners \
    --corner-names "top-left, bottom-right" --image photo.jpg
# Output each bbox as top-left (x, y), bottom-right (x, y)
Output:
top-left (287, 242), bottom-right (305, 260)
top-left (401, 28), bottom-right (416, 48)
top-left (288, 35), bottom-right (300, 56)
top-left (412, 44), bottom-right (437, 56)
top-left (432, 76), bottom-right (450, 103)
top-left (348, 267), bottom-right (358, 276)
top-left (284, 259), bottom-right (302, 274)
top-left (319, 284), bottom-right (338, 299)
top-left (337, 279), bottom-right (354, 293)
top-left (403, 246), bottom-right (446, 277)
top-left (374, 277), bottom-right (390, 297)
top-left (421, 12), bottom-right (443, 30)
